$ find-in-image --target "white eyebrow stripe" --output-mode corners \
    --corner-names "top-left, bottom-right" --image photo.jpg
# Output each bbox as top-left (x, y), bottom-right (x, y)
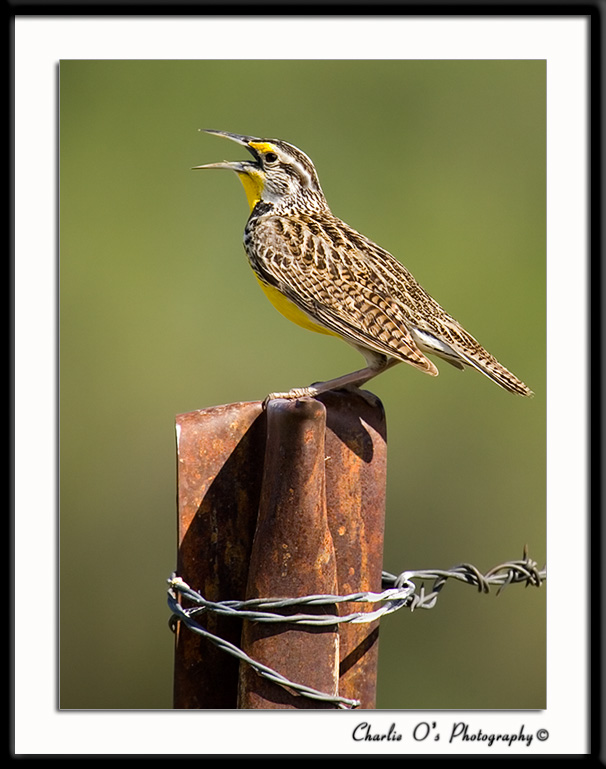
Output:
top-left (289, 156), bottom-right (312, 187)
top-left (271, 144), bottom-right (314, 188)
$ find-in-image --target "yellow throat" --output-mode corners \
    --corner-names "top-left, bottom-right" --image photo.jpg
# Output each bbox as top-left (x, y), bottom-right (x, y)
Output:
top-left (236, 169), bottom-right (264, 211)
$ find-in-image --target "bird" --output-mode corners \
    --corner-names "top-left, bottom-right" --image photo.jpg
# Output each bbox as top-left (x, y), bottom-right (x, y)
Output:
top-left (193, 130), bottom-right (533, 400)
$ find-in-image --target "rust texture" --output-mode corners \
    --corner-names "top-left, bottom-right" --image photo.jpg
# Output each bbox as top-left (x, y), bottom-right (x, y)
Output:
top-left (173, 401), bottom-right (265, 708)
top-left (238, 398), bottom-right (340, 709)
top-left (173, 390), bottom-right (387, 710)
top-left (319, 389), bottom-right (387, 709)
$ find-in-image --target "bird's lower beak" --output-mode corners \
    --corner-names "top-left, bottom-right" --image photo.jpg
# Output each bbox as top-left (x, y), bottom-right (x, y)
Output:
top-left (191, 160), bottom-right (251, 172)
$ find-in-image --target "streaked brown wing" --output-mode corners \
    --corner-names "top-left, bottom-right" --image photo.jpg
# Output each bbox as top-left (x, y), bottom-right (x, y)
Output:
top-left (247, 215), bottom-right (438, 375)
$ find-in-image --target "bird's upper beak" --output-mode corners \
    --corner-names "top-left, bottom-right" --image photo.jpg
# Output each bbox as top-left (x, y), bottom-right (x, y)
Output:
top-left (193, 130), bottom-right (268, 211)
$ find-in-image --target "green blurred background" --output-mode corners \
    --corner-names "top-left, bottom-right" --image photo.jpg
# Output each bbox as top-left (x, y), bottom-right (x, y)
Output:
top-left (60, 60), bottom-right (545, 710)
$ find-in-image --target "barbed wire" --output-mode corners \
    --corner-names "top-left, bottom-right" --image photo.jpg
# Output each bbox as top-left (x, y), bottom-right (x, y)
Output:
top-left (168, 547), bottom-right (545, 709)
top-left (382, 544), bottom-right (546, 610)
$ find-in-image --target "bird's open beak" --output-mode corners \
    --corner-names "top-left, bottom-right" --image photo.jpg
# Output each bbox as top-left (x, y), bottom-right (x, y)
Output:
top-left (192, 129), bottom-right (262, 172)
top-left (193, 130), bottom-right (266, 211)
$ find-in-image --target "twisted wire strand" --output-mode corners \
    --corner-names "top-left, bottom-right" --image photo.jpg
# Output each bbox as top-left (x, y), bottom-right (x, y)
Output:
top-left (169, 576), bottom-right (415, 627)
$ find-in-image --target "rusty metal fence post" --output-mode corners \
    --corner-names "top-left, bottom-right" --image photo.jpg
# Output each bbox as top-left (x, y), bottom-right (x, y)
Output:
top-left (238, 397), bottom-right (339, 708)
top-left (173, 389), bottom-right (387, 709)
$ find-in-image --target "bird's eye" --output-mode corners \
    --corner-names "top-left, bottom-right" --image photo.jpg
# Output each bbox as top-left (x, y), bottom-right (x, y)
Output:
top-left (264, 152), bottom-right (278, 164)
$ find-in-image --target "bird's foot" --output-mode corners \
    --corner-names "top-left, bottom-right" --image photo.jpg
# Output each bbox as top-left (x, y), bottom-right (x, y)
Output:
top-left (262, 385), bottom-right (320, 409)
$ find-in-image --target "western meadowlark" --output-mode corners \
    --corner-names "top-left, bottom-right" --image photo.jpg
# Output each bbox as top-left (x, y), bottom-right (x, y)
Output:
top-left (194, 130), bottom-right (533, 399)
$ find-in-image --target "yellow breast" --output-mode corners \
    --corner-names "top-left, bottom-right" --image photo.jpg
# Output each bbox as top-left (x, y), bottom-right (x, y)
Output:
top-left (256, 278), bottom-right (338, 337)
